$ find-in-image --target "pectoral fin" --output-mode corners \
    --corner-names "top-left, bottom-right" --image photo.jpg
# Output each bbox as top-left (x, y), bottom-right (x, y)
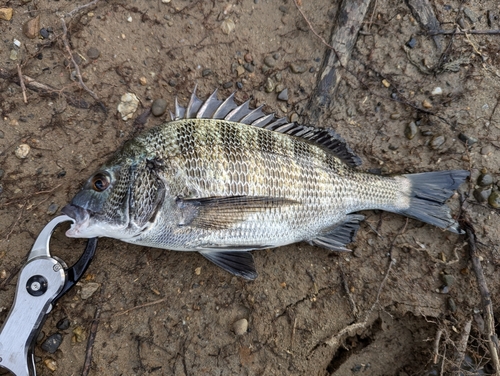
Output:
top-left (198, 250), bottom-right (258, 280)
top-left (310, 214), bottom-right (365, 251)
top-left (177, 195), bottom-right (299, 230)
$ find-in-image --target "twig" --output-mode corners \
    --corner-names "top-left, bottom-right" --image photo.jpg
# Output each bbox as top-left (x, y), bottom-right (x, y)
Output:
top-left (464, 224), bottom-right (500, 372)
top-left (65, 0), bottom-right (100, 18)
top-left (433, 328), bottom-right (443, 364)
top-left (451, 318), bottom-right (472, 375)
top-left (60, 18), bottom-right (100, 102)
top-left (17, 64), bottom-right (27, 104)
top-left (111, 297), bottom-right (168, 317)
top-left (339, 262), bottom-right (359, 318)
top-left (429, 29), bottom-right (500, 35)
top-left (82, 302), bottom-right (102, 376)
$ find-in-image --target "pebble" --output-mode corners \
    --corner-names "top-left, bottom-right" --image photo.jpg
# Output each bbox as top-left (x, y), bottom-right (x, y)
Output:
top-left (473, 187), bottom-right (491, 203)
top-left (264, 77), bottom-right (275, 93)
top-left (23, 15), bottom-right (40, 39)
top-left (139, 77), bottom-right (147, 86)
top-left (390, 113), bottom-right (400, 120)
top-left (79, 282), bottom-right (100, 300)
top-left (87, 47), bottom-right (100, 60)
top-left (243, 63), bottom-right (254, 73)
top-left (0, 169), bottom-right (4, 179)
top-left (464, 7), bottom-right (478, 23)
top-left (430, 135), bottom-right (445, 149)
top-left (41, 333), bottom-right (63, 354)
top-left (47, 203), bottom-right (59, 215)
top-left (161, 0), bottom-right (171, 3)
top-left (202, 68), bottom-right (212, 77)
top-left (244, 53), bottom-right (252, 63)
top-left (431, 87), bottom-right (443, 95)
top-left (406, 37), bottom-right (417, 49)
top-left (0, 130), bottom-right (4, 138)
top-left (44, 359), bottom-right (57, 372)
top-left (290, 63), bottom-right (306, 73)
top-left (448, 298), bottom-right (457, 313)
top-left (289, 112), bottom-right (299, 123)
top-left (15, 144), bottom-right (31, 159)
top-left (264, 55), bottom-right (277, 68)
top-left (405, 122), bottom-right (417, 140)
top-left (236, 65), bottom-right (245, 77)
top-left (0, 8), bottom-right (13, 21)
top-left (9, 49), bottom-right (18, 61)
top-left (72, 326), bottom-right (86, 343)
top-left (488, 191), bottom-right (500, 208)
top-left (458, 133), bottom-right (478, 146)
top-left (233, 318), bottom-right (248, 335)
top-left (117, 93), bottom-right (139, 121)
top-left (151, 98), bottom-right (167, 117)
top-left (422, 99), bottom-right (433, 109)
top-left (56, 318), bottom-right (70, 330)
top-left (222, 81), bottom-right (233, 89)
top-left (40, 28), bottom-right (50, 39)
top-left (221, 18), bottom-right (235, 35)
top-left (442, 274), bottom-right (455, 287)
top-left (275, 83), bottom-right (285, 93)
top-left (381, 79), bottom-right (390, 88)
top-left (477, 173), bottom-right (493, 187)
top-left (168, 78), bottom-right (177, 87)
top-left (277, 88), bottom-right (288, 101)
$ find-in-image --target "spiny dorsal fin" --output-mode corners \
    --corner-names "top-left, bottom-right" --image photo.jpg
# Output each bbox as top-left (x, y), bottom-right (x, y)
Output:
top-left (172, 87), bottom-right (362, 167)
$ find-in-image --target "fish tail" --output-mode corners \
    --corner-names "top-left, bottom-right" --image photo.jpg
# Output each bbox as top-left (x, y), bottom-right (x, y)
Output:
top-left (396, 170), bottom-right (469, 233)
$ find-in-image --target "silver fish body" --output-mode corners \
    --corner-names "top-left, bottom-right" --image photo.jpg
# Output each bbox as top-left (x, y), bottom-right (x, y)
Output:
top-left (62, 89), bottom-right (469, 279)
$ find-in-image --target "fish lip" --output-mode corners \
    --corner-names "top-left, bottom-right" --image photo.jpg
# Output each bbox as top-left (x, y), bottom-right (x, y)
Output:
top-left (61, 204), bottom-right (90, 237)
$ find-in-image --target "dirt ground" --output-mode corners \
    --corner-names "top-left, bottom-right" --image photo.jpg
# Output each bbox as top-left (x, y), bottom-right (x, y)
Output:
top-left (1, 0), bottom-right (500, 375)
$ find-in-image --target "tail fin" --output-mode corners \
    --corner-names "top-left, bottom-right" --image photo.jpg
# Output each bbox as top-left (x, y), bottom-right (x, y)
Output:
top-left (398, 170), bottom-right (469, 234)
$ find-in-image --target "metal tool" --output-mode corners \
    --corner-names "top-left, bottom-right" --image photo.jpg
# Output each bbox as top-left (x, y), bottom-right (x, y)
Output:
top-left (0, 215), bottom-right (97, 376)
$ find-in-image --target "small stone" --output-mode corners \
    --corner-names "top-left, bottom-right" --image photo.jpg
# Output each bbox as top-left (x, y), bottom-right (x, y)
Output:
top-left (221, 18), bottom-right (235, 34)
top-left (430, 135), bottom-right (445, 149)
top-left (9, 49), bottom-right (18, 61)
top-left (13, 39), bottom-right (21, 48)
top-left (431, 87), bottom-right (443, 95)
top-left (86, 47), bottom-right (100, 60)
top-left (41, 333), bottom-right (63, 354)
top-left (442, 274), bottom-right (455, 287)
top-left (463, 7), bottom-right (478, 23)
top-left (473, 187), bottom-right (491, 203)
top-left (72, 326), bottom-right (86, 343)
top-left (168, 78), bottom-right (177, 87)
top-left (440, 285), bottom-right (450, 294)
top-left (243, 63), bottom-right (254, 73)
top-left (405, 122), bottom-right (417, 140)
top-left (390, 113), bottom-right (400, 120)
top-left (458, 133), bottom-right (478, 146)
top-left (127, 16), bottom-right (132, 22)
top-left (44, 359), bottom-right (57, 372)
top-left (161, 0), bottom-right (171, 3)
top-left (0, 8), bottom-right (13, 21)
top-left (194, 267), bottom-right (201, 275)
top-left (244, 53), bottom-right (252, 63)
top-left (222, 81), bottom-right (233, 89)
top-left (488, 190), bottom-right (500, 208)
top-left (23, 15), bottom-right (40, 39)
top-left (40, 28), bottom-right (49, 39)
top-left (56, 318), bottom-right (70, 330)
top-left (264, 77), bottom-right (275, 93)
top-left (0, 169), bottom-right (4, 179)
top-left (47, 203), bottom-right (59, 215)
top-left (289, 112), bottom-right (299, 123)
top-left (448, 298), bottom-right (457, 313)
top-left (477, 173), bottom-right (493, 187)
top-left (381, 79), bottom-right (390, 88)
top-left (0, 130), bottom-right (4, 138)
top-left (0, 269), bottom-right (6, 279)
top-left (290, 63), bottom-right (306, 73)
top-left (264, 55), bottom-right (277, 68)
top-left (139, 76), bottom-right (147, 86)
top-left (15, 144), bottom-right (30, 159)
top-left (79, 282), bottom-right (100, 300)
top-left (422, 99), bottom-right (433, 108)
top-left (275, 83), bottom-right (285, 93)
top-left (277, 88), bottom-right (288, 101)
top-left (236, 65), bottom-right (245, 77)
top-left (151, 98), bottom-right (167, 117)
top-left (117, 93), bottom-right (139, 121)
top-left (202, 68), bottom-right (212, 77)
top-left (233, 318), bottom-right (248, 335)
top-left (406, 37), bottom-right (417, 49)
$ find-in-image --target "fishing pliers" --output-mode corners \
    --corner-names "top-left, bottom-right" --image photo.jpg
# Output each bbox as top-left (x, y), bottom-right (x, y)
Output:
top-left (0, 215), bottom-right (97, 376)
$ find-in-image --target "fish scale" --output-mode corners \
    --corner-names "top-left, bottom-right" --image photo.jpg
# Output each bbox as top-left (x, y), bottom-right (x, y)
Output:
top-left (63, 88), bottom-right (469, 280)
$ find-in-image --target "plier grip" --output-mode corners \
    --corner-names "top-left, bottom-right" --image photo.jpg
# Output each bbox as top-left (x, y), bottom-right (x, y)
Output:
top-left (0, 215), bottom-right (97, 376)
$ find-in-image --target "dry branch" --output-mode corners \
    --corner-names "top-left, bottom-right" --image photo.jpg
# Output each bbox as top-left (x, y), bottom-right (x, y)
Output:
top-left (404, 0), bottom-right (443, 51)
top-left (302, 0), bottom-right (372, 124)
top-left (82, 303), bottom-right (102, 376)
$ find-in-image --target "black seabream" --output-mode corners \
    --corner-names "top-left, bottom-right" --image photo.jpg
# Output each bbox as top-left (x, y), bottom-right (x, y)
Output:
top-left (62, 89), bottom-right (469, 279)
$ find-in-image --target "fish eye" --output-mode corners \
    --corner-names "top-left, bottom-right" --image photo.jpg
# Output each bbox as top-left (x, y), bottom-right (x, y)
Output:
top-left (91, 173), bottom-right (111, 192)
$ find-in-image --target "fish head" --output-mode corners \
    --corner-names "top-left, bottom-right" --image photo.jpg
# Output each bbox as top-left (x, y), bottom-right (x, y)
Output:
top-left (62, 145), bottom-right (166, 239)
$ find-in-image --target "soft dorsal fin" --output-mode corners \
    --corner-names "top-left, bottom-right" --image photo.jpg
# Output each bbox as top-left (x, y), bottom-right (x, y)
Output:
top-left (170, 87), bottom-right (362, 167)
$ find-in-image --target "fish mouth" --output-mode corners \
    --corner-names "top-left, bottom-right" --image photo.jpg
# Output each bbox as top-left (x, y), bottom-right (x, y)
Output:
top-left (61, 204), bottom-right (91, 237)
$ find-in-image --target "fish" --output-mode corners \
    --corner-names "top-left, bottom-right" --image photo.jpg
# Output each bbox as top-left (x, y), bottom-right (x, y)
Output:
top-left (62, 88), bottom-right (469, 280)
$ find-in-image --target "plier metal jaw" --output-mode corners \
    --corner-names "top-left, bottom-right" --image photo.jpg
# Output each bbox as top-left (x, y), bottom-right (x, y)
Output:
top-left (0, 215), bottom-right (97, 376)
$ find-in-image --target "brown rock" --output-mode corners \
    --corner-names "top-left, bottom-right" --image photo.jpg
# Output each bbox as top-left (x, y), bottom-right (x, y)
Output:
top-left (23, 15), bottom-right (40, 39)
top-left (0, 8), bottom-right (13, 21)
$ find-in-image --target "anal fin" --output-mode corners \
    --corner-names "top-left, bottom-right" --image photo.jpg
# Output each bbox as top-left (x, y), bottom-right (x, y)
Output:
top-left (310, 214), bottom-right (365, 251)
top-left (199, 250), bottom-right (257, 280)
